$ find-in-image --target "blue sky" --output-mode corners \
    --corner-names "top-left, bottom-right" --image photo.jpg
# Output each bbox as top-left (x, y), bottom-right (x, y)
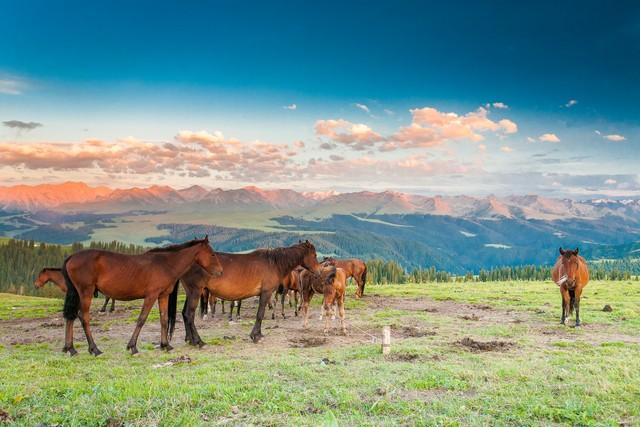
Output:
top-left (0, 0), bottom-right (638, 197)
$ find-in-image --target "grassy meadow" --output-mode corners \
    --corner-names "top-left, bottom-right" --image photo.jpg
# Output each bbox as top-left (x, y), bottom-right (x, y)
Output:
top-left (0, 280), bottom-right (639, 426)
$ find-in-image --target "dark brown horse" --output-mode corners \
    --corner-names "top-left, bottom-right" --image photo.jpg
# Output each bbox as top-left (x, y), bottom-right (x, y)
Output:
top-left (322, 257), bottom-right (367, 298)
top-left (552, 247), bottom-right (589, 326)
top-left (35, 267), bottom-right (115, 312)
top-left (180, 240), bottom-right (321, 345)
top-left (62, 237), bottom-right (222, 356)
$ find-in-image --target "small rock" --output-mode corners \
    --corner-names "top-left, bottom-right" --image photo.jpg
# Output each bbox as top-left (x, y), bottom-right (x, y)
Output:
top-left (231, 406), bottom-right (239, 415)
top-left (602, 305), bottom-right (613, 312)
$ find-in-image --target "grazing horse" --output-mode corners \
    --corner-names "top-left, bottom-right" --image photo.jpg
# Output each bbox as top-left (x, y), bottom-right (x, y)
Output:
top-left (301, 262), bottom-right (346, 334)
top-left (552, 247), bottom-right (589, 326)
top-left (180, 240), bottom-right (321, 345)
top-left (61, 237), bottom-right (222, 356)
top-left (322, 257), bottom-right (367, 298)
top-left (34, 268), bottom-right (67, 293)
top-left (35, 267), bottom-right (115, 312)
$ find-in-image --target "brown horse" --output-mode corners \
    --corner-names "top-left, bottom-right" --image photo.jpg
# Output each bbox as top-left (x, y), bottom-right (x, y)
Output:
top-left (552, 247), bottom-right (589, 326)
top-left (199, 288), bottom-right (226, 320)
top-left (35, 267), bottom-right (115, 312)
top-left (323, 257), bottom-right (367, 298)
top-left (62, 237), bottom-right (222, 356)
top-left (180, 240), bottom-right (321, 345)
top-left (300, 262), bottom-right (346, 334)
top-left (273, 266), bottom-right (304, 319)
top-left (34, 268), bottom-right (67, 293)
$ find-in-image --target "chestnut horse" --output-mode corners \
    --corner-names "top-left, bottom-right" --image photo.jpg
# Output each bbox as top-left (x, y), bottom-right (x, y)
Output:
top-left (552, 247), bottom-right (589, 326)
top-left (300, 262), bottom-right (346, 334)
top-left (273, 266), bottom-right (304, 319)
top-left (322, 257), bottom-right (367, 298)
top-left (62, 237), bottom-right (222, 356)
top-left (34, 268), bottom-right (66, 293)
top-left (180, 240), bottom-right (321, 345)
top-left (35, 267), bottom-right (115, 312)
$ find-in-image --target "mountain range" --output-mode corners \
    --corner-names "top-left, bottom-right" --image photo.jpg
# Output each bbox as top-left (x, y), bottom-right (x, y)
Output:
top-left (1, 182), bottom-right (639, 272)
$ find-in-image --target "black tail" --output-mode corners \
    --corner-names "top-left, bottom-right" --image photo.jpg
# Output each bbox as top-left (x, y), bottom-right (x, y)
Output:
top-left (199, 289), bottom-right (208, 318)
top-left (568, 288), bottom-right (576, 315)
top-left (62, 257), bottom-right (80, 321)
top-left (168, 280), bottom-right (179, 341)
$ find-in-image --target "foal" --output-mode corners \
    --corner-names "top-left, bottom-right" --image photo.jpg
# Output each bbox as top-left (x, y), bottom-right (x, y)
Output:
top-left (34, 268), bottom-right (67, 293)
top-left (301, 263), bottom-right (347, 334)
top-left (62, 237), bottom-right (222, 356)
top-left (552, 247), bottom-right (589, 326)
top-left (35, 267), bottom-right (115, 312)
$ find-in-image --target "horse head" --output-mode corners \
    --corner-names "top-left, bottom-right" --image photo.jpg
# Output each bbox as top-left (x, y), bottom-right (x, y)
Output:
top-left (34, 268), bottom-right (48, 288)
top-left (195, 236), bottom-right (223, 277)
top-left (558, 247), bottom-right (580, 288)
top-left (299, 240), bottom-right (321, 275)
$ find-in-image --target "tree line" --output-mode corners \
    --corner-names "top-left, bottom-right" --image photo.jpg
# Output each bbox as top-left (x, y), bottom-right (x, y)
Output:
top-left (0, 238), bottom-right (638, 296)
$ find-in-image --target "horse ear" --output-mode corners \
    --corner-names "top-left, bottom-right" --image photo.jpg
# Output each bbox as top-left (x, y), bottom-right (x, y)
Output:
top-left (204, 234), bottom-right (209, 243)
top-left (559, 247), bottom-right (565, 255)
top-left (574, 247), bottom-right (579, 255)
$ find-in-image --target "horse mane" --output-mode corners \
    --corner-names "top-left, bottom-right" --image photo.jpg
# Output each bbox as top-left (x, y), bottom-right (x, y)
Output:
top-left (147, 238), bottom-right (206, 253)
top-left (255, 241), bottom-right (314, 277)
top-left (41, 267), bottom-right (61, 273)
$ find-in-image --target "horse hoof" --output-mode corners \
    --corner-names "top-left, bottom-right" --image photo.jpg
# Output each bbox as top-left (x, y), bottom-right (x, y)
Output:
top-left (92, 349), bottom-right (103, 357)
top-left (250, 333), bottom-right (264, 343)
top-left (197, 341), bottom-right (206, 348)
top-left (161, 344), bottom-right (174, 352)
top-left (202, 315), bottom-right (208, 321)
top-left (575, 323), bottom-right (581, 328)
top-left (128, 346), bottom-right (139, 356)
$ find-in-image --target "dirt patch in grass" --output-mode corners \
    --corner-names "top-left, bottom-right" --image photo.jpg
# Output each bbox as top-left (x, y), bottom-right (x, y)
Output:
top-left (460, 314), bottom-right (480, 321)
top-left (386, 352), bottom-right (420, 362)
top-left (0, 409), bottom-right (13, 423)
top-left (289, 337), bottom-right (327, 348)
top-left (394, 325), bottom-right (436, 338)
top-left (456, 337), bottom-right (515, 352)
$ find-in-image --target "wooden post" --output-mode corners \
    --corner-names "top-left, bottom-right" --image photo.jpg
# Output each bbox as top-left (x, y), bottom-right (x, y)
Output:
top-left (382, 326), bottom-right (391, 355)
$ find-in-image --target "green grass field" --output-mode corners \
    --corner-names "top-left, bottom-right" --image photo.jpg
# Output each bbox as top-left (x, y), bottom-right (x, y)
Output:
top-left (0, 280), bottom-right (639, 426)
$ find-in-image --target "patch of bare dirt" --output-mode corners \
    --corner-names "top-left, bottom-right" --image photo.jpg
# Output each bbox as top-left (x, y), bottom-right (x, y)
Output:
top-left (456, 337), bottom-right (515, 352)
top-left (394, 325), bottom-right (436, 338)
top-left (0, 409), bottom-right (13, 424)
top-left (386, 352), bottom-right (419, 362)
top-left (602, 304), bottom-right (613, 312)
top-left (288, 337), bottom-right (327, 348)
top-left (460, 314), bottom-right (480, 321)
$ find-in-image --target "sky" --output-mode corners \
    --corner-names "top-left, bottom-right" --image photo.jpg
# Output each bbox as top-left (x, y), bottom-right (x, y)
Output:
top-left (0, 0), bottom-right (638, 198)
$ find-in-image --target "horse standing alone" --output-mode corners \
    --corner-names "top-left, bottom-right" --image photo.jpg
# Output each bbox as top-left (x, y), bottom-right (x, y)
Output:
top-left (552, 247), bottom-right (589, 326)
top-left (62, 237), bottom-right (222, 356)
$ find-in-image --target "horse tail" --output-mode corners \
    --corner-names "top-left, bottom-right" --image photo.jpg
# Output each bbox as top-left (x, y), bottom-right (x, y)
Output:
top-left (568, 288), bottom-right (576, 315)
top-left (361, 264), bottom-right (367, 289)
top-left (199, 289), bottom-right (208, 318)
top-left (168, 280), bottom-right (179, 341)
top-left (62, 256), bottom-right (80, 321)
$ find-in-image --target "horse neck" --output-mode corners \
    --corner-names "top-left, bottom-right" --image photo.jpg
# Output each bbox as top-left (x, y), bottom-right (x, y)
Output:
top-left (162, 244), bottom-right (205, 279)
top-left (274, 247), bottom-right (307, 278)
top-left (47, 271), bottom-right (64, 286)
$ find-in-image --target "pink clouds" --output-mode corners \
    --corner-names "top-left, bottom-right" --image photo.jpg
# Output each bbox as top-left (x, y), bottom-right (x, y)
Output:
top-left (0, 131), bottom-right (302, 181)
top-left (314, 119), bottom-right (384, 150)
top-left (315, 106), bottom-right (518, 152)
top-left (538, 133), bottom-right (560, 143)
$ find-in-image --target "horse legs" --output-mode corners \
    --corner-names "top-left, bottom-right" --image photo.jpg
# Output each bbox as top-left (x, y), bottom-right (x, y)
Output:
top-left (109, 297), bottom-right (115, 313)
top-left (221, 299), bottom-right (226, 314)
top-left (337, 294), bottom-right (346, 335)
top-left (250, 290), bottom-right (272, 343)
top-left (280, 290), bottom-right (287, 319)
top-left (228, 300), bottom-right (235, 321)
top-left (62, 318), bottom-right (78, 356)
top-left (126, 295), bottom-right (156, 355)
top-left (322, 297), bottom-right (332, 335)
top-left (183, 289), bottom-right (205, 347)
top-left (78, 291), bottom-right (102, 356)
top-left (99, 297), bottom-right (109, 313)
top-left (294, 290), bottom-right (299, 317)
top-left (158, 295), bottom-right (173, 351)
top-left (211, 296), bottom-right (217, 319)
top-left (236, 299), bottom-right (241, 319)
top-left (560, 286), bottom-right (570, 325)
top-left (574, 287), bottom-right (583, 327)
top-left (182, 298), bottom-right (194, 344)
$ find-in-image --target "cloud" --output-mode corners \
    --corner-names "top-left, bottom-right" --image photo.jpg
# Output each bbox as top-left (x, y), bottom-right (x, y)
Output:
top-left (293, 140), bottom-right (305, 148)
top-left (314, 119), bottom-right (384, 150)
top-left (538, 133), bottom-right (560, 143)
top-left (0, 78), bottom-right (26, 95)
top-left (500, 146), bottom-right (513, 153)
top-left (329, 154), bottom-right (344, 161)
top-left (478, 144), bottom-right (487, 151)
top-left (0, 131), bottom-right (303, 181)
top-left (355, 103), bottom-right (370, 113)
top-left (565, 99), bottom-right (578, 108)
top-left (604, 179), bottom-right (617, 185)
top-left (384, 109), bottom-right (394, 116)
top-left (603, 134), bottom-right (626, 142)
top-left (3, 120), bottom-right (43, 131)
top-left (283, 104), bottom-right (297, 110)
top-left (487, 102), bottom-right (509, 109)
top-left (527, 137), bottom-right (535, 143)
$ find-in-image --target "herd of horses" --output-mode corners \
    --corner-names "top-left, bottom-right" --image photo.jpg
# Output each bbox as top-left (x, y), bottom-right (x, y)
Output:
top-left (34, 237), bottom-right (368, 356)
top-left (33, 238), bottom-right (588, 356)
